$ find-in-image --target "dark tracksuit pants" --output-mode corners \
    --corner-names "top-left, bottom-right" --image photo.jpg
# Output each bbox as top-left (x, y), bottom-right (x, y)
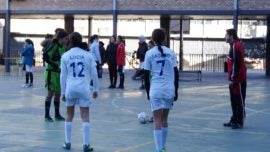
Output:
top-left (108, 64), bottom-right (117, 86)
top-left (229, 81), bottom-right (246, 126)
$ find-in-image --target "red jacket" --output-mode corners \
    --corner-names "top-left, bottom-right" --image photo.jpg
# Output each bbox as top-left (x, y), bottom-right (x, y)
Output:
top-left (116, 42), bottom-right (126, 66)
top-left (227, 40), bottom-right (247, 83)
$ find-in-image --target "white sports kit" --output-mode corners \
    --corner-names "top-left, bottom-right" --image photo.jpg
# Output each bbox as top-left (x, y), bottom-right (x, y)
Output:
top-left (144, 46), bottom-right (177, 111)
top-left (60, 47), bottom-right (99, 107)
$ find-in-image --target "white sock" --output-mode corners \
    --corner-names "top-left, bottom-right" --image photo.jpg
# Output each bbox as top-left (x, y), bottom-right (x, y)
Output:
top-left (82, 122), bottom-right (90, 145)
top-left (161, 127), bottom-right (168, 149)
top-left (153, 130), bottom-right (162, 151)
top-left (65, 122), bottom-right (72, 143)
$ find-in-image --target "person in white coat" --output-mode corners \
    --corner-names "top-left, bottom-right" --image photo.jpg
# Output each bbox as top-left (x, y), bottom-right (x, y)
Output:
top-left (89, 34), bottom-right (102, 78)
top-left (61, 32), bottom-right (99, 152)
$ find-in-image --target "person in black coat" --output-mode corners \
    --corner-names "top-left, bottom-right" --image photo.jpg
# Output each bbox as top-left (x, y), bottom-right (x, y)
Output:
top-left (105, 36), bottom-right (118, 88)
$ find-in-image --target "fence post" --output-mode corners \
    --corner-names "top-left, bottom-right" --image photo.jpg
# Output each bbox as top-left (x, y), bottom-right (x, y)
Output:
top-left (4, 0), bottom-right (11, 73)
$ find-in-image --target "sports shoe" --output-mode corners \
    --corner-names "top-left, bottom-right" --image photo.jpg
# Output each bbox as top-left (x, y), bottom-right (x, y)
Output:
top-left (28, 84), bottom-right (33, 88)
top-left (62, 142), bottom-right (71, 150)
top-left (83, 145), bottom-right (94, 152)
top-left (149, 117), bottom-right (153, 123)
top-left (139, 85), bottom-right (145, 90)
top-left (21, 84), bottom-right (29, 88)
top-left (117, 86), bottom-right (124, 89)
top-left (231, 123), bottom-right (243, 129)
top-left (45, 116), bottom-right (54, 122)
top-left (108, 85), bottom-right (114, 89)
top-left (160, 148), bottom-right (167, 152)
top-left (223, 121), bottom-right (233, 127)
top-left (55, 115), bottom-right (65, 121)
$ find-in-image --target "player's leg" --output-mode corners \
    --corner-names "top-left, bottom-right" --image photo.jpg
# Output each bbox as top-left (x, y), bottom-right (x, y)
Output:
top-left (161, 109), bottom-right (170, 151)
top-left (118, 66), bottom-right (125, 89)
top-left (224, 84), bottom-right (237, 127)
top-left (108, 64), bottom-right (114, 88)
top-left (26, 65), bottom-right (33, 87)
top-left (45, 91), bottom-right (54, 122)
top-left (23, 65), bottom-right (30, 87)
top-left (80, 107), bottom-right (93, 152)
top-left (231, 83), bottom-right (243, 129)
top-left (153, 109), bottom-right (163, 152)
top-left (236, 83), bottom-right (244, 128)
top-left (63, 106), bottom-right (75, 150)
top-left (241, 81), bottom-right (247, 118)
top-left (112, 64), bottom-right (117, 88)
top-left (54, 92), bottom-right (65, 121)
top-left (28, 65), bottom-right (33, 87)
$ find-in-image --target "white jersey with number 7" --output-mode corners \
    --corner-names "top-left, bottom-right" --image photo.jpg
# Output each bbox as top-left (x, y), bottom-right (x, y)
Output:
top-left (60, 47), bottom-right (99, 100)
top-left (144, 46), bottom-right (177, 99)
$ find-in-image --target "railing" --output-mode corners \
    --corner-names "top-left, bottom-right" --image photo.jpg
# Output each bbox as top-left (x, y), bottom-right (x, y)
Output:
top-left (182, 54), bottom-right (227, 72)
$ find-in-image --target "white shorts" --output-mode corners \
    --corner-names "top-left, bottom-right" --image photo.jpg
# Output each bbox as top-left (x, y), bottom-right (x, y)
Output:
top-left (65, 98), bottom-right (92, 108)
top-left (150, 98), bottom-right (174, 112)
top-left (26, 65), bottom-right (33, 72)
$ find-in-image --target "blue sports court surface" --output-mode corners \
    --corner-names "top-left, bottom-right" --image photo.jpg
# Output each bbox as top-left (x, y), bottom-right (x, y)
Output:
top-left (0, 69), bottom-right (269, 152)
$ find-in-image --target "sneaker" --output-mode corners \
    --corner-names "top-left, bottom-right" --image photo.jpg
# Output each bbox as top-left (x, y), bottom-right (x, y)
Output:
top-left (62, 142), bottom-right (71, 150)
top-left (223, 121), bottom-right (233, 127)
top-left (108, 85), bottom-right (114, 89)
top-left (21, 84), bottom-right (29, 88)
top-left (55, 115), bottom-right (65, 121)
top-left (83, 145), bottom-right (94, 152)
top-left (231, 123), bottom-right (243, 129)
top-left (160, 148), bottom-right (167, 152)
top-left (45, 116), bottom-right (54, 122)
top-left (149, 117), bottom-right (153, 123)
top-left (117, 86), bottom-right (124, 89)
top-left (28, 84), bottom-right (33, 88)
top-left (139, 85), bottom-right (145, 90)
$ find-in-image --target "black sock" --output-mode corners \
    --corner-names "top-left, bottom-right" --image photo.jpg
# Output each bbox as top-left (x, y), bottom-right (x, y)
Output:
top-left (29, 72), bottom-right (33, 84)
top-left (45, 96), bottom-right (52, 117)
top-left (25, 72), bottom-right (30, 84)
top-left (54, 100), bottom-right (60, 117)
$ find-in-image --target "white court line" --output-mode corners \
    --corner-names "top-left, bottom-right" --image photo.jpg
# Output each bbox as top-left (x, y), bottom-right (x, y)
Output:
top-left (246, 107), bottom-right (270, 116)
top-left (170, 124), bottom-right (270, 136)
top-left (111, 97), bottom-right (137, 115)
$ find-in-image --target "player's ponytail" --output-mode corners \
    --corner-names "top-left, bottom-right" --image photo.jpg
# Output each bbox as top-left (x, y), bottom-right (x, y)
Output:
top-left (152, 29), bottom-right (166, 57)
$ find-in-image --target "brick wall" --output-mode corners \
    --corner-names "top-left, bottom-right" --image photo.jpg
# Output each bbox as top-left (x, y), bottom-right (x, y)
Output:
top-left (117, 0), bottom-right (234, 11)
top-left (10, 0), bottom-right (112, 10)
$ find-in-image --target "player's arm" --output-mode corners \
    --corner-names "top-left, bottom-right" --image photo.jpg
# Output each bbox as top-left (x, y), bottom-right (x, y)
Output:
top-left (144, 70), bottom-right (150, 100)
top-left (95, 43), bottom-right (102, 65)
top-left (172, 52), bottom-right (179, 101)
top-left (144, 52), bottom-right (151, 100)
top-left (174, 67), bottom-right (179, 101)
top-left (43, 45), bottom-right (59, 69)
top-left (60, 56), bottom-right (67, 101)
top-left (232, 44), bottom-right (241, 81)
top-left (90, 56), bottom-right (99, 98)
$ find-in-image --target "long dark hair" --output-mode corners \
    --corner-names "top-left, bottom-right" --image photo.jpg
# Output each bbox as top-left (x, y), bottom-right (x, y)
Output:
top-left (69, 32), bottom-right (85, 49)
top-left (118, 35), bottom-right (125, 46)
top-left (152, 29), bottom-right (166, 57)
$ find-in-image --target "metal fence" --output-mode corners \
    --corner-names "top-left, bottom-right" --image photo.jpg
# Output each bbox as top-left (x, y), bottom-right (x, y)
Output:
top-left (182, 54), bottom-right (227, 72)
